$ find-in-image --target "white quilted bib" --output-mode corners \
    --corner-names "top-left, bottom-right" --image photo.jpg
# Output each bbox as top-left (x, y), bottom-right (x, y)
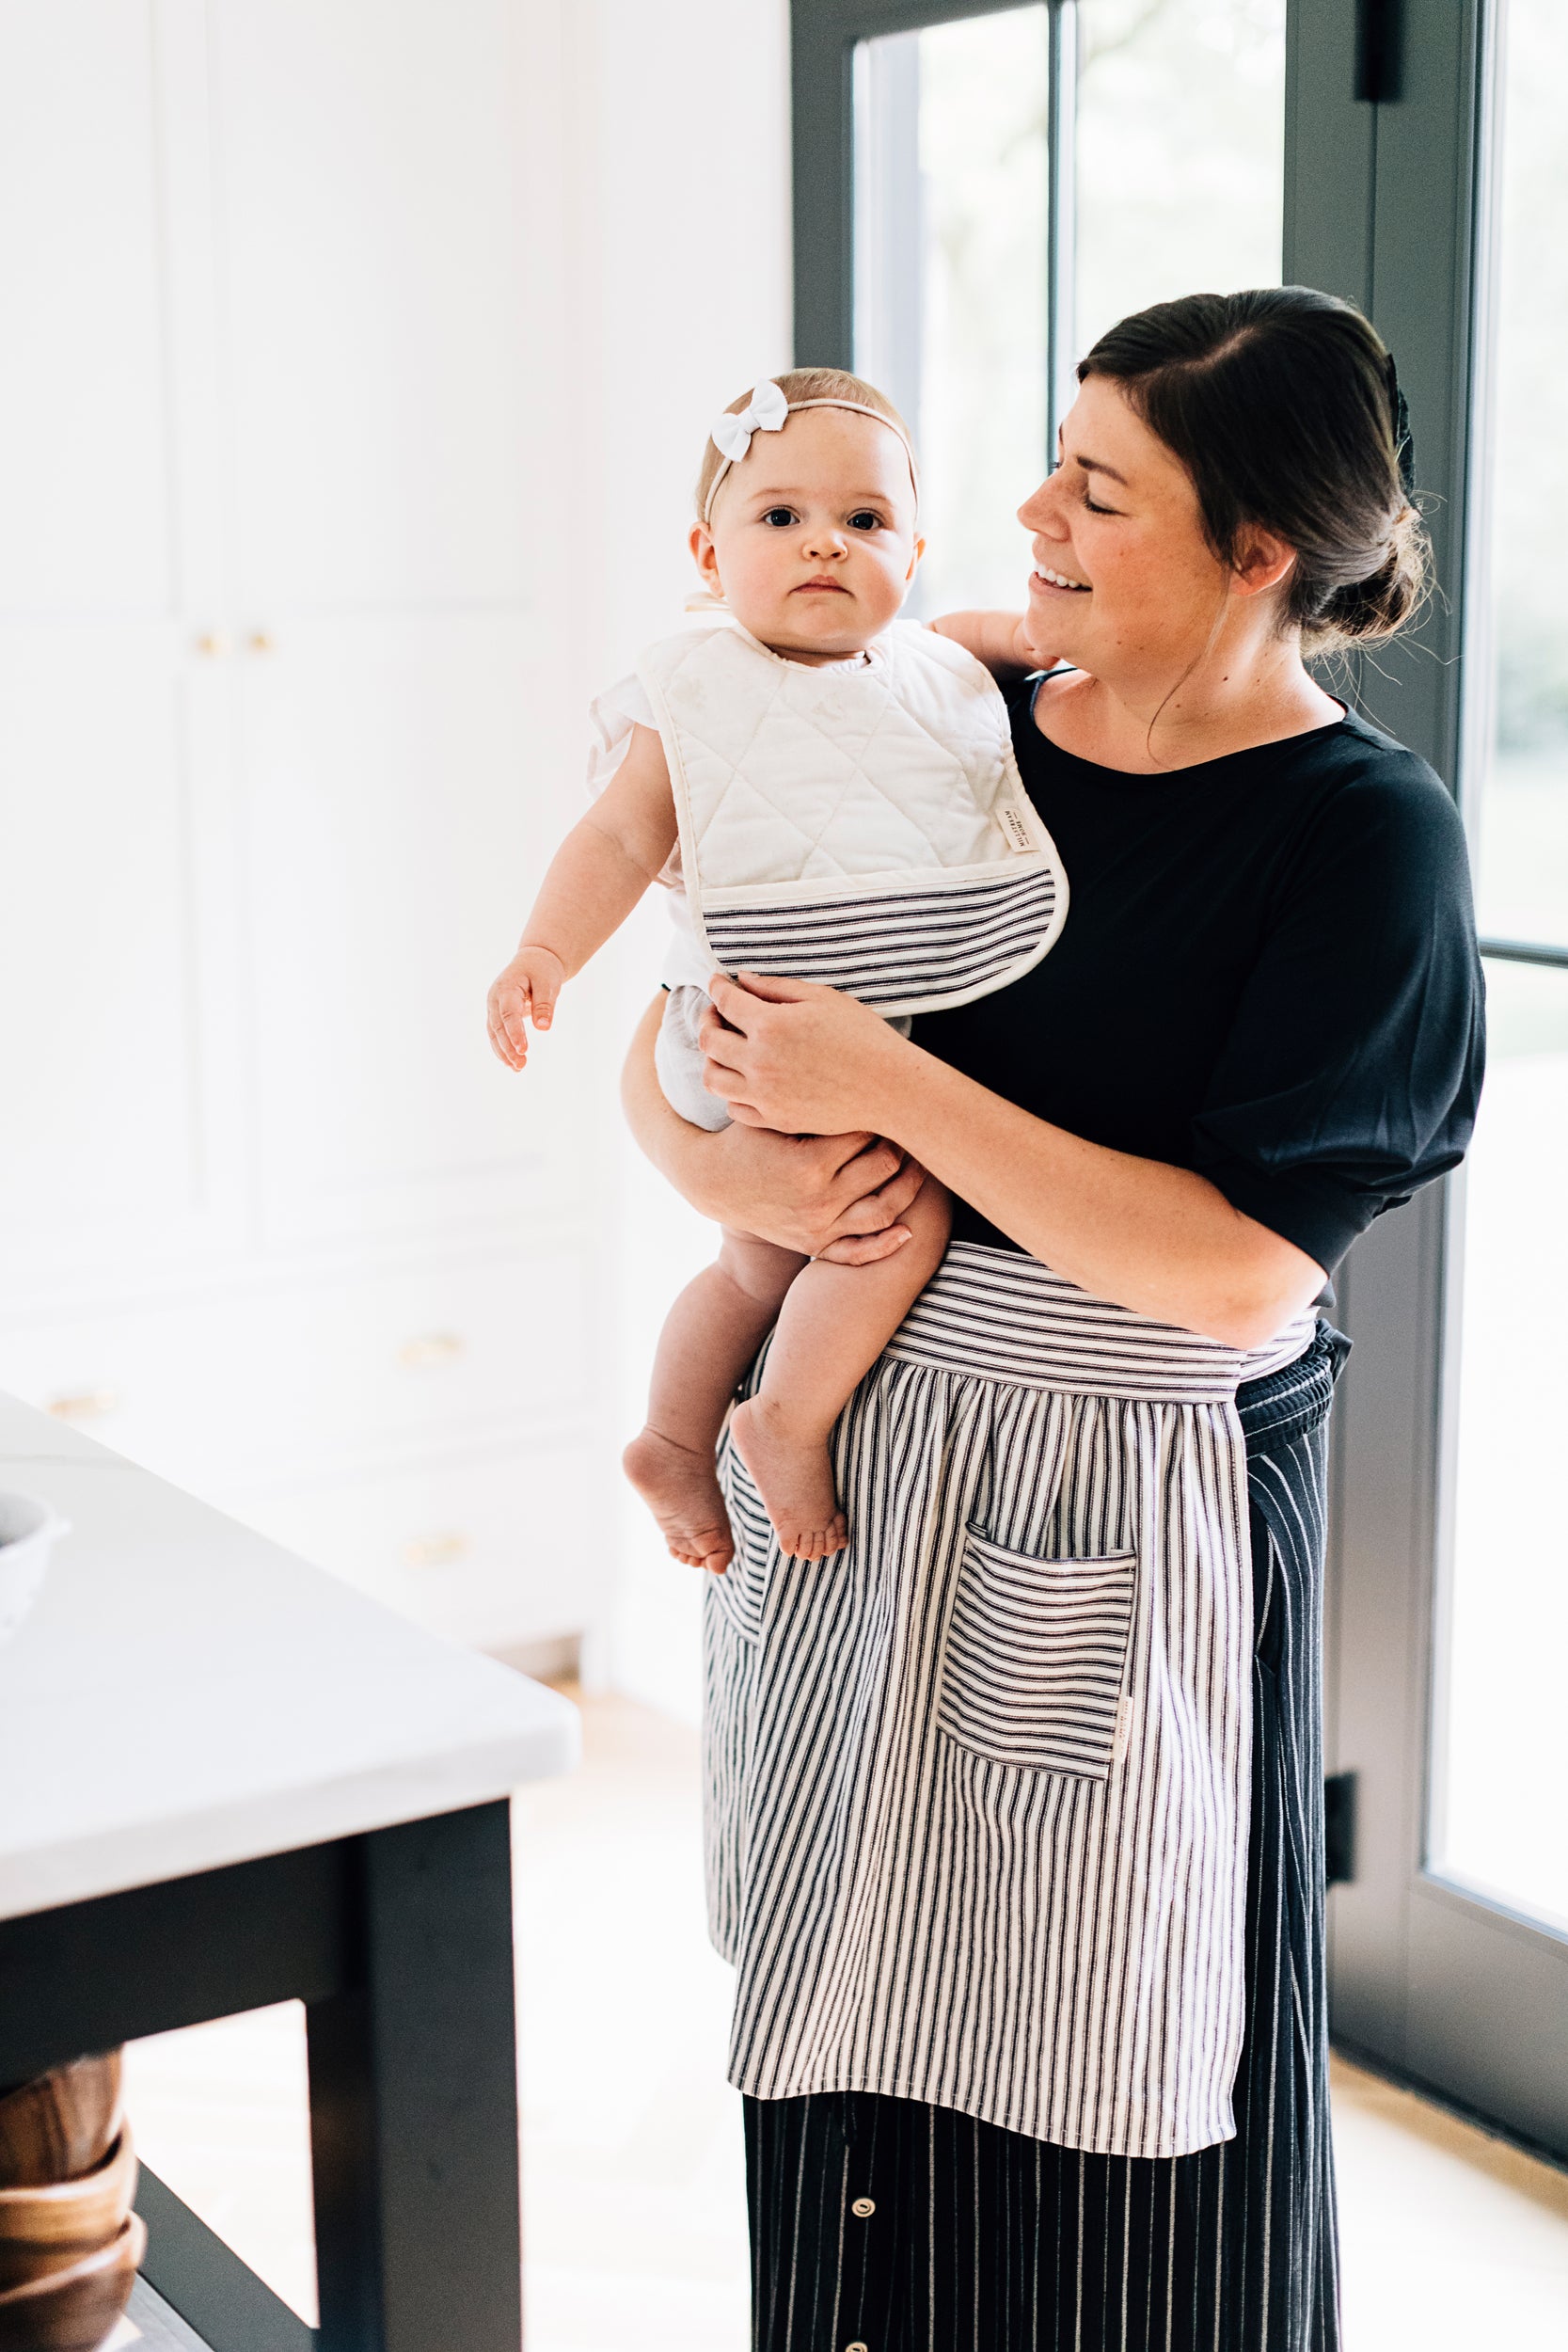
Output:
top-left (637, 621), bottom-right (1069, 1017)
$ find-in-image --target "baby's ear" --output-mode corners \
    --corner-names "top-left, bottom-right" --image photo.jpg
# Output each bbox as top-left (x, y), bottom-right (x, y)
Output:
top-left (905, 533), bottom-right (927, 584)
top-left (689, 520), bottom-right (722, 588)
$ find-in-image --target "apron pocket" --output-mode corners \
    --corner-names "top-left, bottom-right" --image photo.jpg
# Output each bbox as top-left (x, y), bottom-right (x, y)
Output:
top-left (937, 1526), bottom-right (1138, 1777)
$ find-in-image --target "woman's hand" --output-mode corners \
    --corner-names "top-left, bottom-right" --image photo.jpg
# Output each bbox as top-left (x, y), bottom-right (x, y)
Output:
top-left (619, 993), bottom-right (924, 1263)
top-left (700, 1123), bottom-right (927, 1262)
top-left (701, 972), bottom-right (910, 1136)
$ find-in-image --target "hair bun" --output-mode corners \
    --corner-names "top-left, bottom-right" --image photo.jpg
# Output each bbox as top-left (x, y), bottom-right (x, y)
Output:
top-left (1311, 504), bottom-right (1428, 648)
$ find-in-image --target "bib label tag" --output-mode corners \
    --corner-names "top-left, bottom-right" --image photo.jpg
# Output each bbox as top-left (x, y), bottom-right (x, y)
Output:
top-left (998, 803), bottom-right (1033, 853)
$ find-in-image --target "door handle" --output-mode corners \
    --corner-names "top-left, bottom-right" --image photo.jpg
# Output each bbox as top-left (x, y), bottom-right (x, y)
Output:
top-left (1354, 0), bottom-right (1403, 103)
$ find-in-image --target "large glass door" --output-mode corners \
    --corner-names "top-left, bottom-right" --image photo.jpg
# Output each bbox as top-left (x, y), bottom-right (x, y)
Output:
top-left (1430, 0), bottom-right (1568, 1999)
top-left (813, 0), bottom-right (1287, 611)
top-left (792, 0), bottom-right (1568, 2154)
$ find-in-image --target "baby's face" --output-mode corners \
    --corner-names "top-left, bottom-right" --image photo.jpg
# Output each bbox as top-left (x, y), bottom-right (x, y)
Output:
top-left (691, 406), bottom-right (923, 663)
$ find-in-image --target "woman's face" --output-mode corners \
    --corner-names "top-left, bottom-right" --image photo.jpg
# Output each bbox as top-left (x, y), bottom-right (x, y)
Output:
top-left (1016, 376), bottom-right (1236, 682)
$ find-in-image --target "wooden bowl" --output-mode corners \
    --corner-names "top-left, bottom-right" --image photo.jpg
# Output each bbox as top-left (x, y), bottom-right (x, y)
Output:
top-left (0, 2211), bottom-right (146, 2351)
top-left (0, 2129), bottom-right (137, 2289)
top-left (0, 2058), bottom-right (122, 2190)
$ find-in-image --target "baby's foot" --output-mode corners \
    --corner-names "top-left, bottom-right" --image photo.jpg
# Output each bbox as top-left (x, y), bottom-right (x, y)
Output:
top-left (623, 1427), bottom-right (734, 1574)
top-left (730, 1396), bottom-right (847, 1563)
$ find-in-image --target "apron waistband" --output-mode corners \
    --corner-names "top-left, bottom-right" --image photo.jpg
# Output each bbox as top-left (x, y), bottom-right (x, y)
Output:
top-left (884, 1242), bottom-right (1316, 1406)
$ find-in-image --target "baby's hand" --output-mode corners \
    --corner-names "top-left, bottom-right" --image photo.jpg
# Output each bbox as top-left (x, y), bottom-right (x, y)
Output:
top-left (486, 945), bottom-right (564, 1071)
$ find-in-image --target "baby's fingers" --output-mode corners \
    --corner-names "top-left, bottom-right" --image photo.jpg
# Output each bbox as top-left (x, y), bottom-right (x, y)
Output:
top-left (528, 962), bottom-right (561, 1032)
top-left (487, 980), bottom-right (532, 1069)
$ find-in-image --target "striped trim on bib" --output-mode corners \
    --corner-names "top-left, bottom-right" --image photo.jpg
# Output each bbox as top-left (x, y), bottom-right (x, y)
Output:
top-left (702, 866), bottom-right (1061, 1009)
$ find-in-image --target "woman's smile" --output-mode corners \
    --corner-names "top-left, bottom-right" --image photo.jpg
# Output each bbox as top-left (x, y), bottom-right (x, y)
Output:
top-left (1032, 563), bottom-right (1091, 596)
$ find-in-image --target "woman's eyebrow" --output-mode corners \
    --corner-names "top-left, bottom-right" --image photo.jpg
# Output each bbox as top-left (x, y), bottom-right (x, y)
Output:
top-left (1077, 453), bottom-right (1130, 487)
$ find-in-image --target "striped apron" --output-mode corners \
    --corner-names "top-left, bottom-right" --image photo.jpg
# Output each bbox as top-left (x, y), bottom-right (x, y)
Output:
top-left (705, 1243), bottom-right (1315, 2164)
top-left (739, 1328), bottom-right (1344, 2352)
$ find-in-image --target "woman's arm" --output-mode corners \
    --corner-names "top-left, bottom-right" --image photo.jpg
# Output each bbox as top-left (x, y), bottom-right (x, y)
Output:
top-left (929, 610), bottom-right (1038, 677)
top-left (700, 975), bottom-right (1325, 1350)
top-left (620, 996), bottom-right (928, 1263)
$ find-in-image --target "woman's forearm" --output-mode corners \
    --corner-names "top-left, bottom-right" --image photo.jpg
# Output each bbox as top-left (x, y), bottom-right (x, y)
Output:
top-left (620, 997), bottom-right (927, 1260)
top-left (621, 996), bottom-right (723, 1213)
top-left (876, 1045), bottom-right (1324, 1350)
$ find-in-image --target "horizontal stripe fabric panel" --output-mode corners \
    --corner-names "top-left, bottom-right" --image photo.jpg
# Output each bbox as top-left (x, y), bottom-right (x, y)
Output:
top-left (702, 866), bottom-right (1059, 1009)
top-left (705, 1244), bottom-right (1315, 2161)
top-left (937, 1532), bottom-right (1138, 1776)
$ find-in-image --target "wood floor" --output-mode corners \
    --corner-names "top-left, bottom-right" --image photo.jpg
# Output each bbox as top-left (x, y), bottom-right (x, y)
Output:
top-left (114, 1689), bottom-right (1568, 2350)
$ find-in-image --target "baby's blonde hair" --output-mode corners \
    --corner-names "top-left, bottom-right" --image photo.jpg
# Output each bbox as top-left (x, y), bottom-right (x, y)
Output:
top-left (694, 367), bottom-right (915, 521)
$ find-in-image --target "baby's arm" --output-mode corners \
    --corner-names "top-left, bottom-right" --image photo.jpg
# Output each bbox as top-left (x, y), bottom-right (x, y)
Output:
top-left (929, 611), bottom-right (1039, 678)
top-left (487, 723), bottom-right (677, 1070)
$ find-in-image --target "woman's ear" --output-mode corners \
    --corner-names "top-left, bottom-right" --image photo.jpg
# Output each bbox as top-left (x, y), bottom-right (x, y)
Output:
top-left (689, 521), bottom-right (723, 597)
top-left (1231, 527), bottom-right (1297, 600)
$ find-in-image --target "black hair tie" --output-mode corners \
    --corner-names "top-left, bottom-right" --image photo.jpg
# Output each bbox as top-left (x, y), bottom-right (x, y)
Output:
top-left (1384, 349), bottom-right (1416, 498)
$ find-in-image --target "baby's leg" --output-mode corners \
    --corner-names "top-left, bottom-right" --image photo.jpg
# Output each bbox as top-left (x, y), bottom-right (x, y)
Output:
top-left (624, 1231), bottom-right (805, 1575)
top-left (731, 1178), bottom-right (951, 1562)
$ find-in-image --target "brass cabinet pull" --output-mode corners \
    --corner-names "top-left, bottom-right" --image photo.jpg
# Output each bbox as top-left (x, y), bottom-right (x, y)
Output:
top-left (47, 1388), bottom-right (122, 1423)
top-left (193, 630), bottom-right (231, 659)
top-left (404, 1531), bottom-right (470, 1567)
top-left (247, 629), bottom-right (275, 655)
top-left (398, 1332), bottom-right (466, 1370)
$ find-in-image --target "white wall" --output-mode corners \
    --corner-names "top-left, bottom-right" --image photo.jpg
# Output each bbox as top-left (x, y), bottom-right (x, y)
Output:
top-left (562, 0), bottom-right (793, 1721)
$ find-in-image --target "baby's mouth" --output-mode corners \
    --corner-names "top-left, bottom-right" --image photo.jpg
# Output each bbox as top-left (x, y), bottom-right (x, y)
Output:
top-left (1034, 564), bottom-right (1090, 593)
top-left (795, 577), bottom-right (850, 593)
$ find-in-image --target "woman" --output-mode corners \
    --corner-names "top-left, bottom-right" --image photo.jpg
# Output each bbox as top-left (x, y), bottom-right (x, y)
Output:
top-left (624, 289), bottom-right (1483, 2351)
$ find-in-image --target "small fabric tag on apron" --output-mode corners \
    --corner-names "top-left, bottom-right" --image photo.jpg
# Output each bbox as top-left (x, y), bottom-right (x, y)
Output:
top-left (1111, 1697), bottom-right (1134, 1768)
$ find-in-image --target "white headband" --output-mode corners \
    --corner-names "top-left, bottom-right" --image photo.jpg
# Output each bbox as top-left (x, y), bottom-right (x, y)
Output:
top-left (702, 379), bottom-right (921, 525)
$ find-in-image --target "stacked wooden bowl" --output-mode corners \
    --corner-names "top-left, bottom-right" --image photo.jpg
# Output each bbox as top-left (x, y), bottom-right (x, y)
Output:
top-left (0, 2055), bottom-right (144, 2350)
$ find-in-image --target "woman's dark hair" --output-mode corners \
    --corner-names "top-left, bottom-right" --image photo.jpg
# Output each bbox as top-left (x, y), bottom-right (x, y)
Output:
top-left (1078, 287), bottom-right (1429, 652)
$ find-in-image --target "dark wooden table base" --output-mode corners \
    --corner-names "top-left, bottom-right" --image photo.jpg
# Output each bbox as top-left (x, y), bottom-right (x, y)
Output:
top-left (0, 1801), bottom-right (523, 2352)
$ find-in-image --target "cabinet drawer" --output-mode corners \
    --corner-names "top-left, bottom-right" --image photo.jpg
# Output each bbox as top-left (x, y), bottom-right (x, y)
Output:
top-left (0, 1247), bottom-right (594, 1488)
top-left (230, 1448), bottom-right (604, 1653)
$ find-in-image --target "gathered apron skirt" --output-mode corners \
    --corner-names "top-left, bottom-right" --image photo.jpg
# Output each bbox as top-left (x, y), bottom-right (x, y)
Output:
top-left (704, 1244), bottom-right (1342, 2349)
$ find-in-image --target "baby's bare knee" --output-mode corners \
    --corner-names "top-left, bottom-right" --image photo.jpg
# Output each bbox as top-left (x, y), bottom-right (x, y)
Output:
top-left (718, 1228), bottom-right (808, 1310)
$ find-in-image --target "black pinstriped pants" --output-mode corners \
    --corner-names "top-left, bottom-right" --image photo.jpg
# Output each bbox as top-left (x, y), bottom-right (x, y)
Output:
top-left (744, 1327), bottom-right (1345, 2352)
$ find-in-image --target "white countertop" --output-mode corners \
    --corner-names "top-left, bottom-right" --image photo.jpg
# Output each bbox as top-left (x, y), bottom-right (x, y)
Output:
top-left (0, 1393), bottom-right (580, 1922)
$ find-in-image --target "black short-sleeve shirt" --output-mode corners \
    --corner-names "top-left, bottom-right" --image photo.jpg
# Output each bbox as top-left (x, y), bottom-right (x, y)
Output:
top-left (912, 678), bottom-right (1486, 1275)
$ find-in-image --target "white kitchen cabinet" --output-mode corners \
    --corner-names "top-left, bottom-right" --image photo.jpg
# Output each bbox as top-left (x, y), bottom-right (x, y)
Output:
top-left (238, 614), bottom-right (582, 1245)
top-left (0, 624), bottom-right (248, 1287)
top-left (0, 1), bottom-right (171, 615)
top-left (0, 0), bottom-right (610, 1664)
top-left (229, 1445), bottom-right (599, 1656)
top-left (210, 0), bottom-right (540, 612)
top-left (0, 1242), bottom-right (594, 1491)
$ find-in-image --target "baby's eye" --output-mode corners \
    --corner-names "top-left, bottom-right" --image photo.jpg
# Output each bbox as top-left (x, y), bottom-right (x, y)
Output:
top-left (761, 506), bottom-right (797, 528)
top-left (847, 510), bottom-right (884, 532)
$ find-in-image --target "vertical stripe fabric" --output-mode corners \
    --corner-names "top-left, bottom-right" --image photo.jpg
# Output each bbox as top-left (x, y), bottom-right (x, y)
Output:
top-left (741, 1327), bottom-right (1343, 2352)
top-left (704, 1244), bottom-right (1314, 2163)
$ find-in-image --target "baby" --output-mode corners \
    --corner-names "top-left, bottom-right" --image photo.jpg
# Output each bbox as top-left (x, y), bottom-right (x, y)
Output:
top-left (487, 369), bottom-right (1063, 1572)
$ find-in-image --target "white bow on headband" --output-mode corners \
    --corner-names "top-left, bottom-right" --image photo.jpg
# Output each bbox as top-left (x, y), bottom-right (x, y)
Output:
top-left (702, 379), bottom-right (921, 527)
top-left (710, 379), bottom-right (790, 467)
